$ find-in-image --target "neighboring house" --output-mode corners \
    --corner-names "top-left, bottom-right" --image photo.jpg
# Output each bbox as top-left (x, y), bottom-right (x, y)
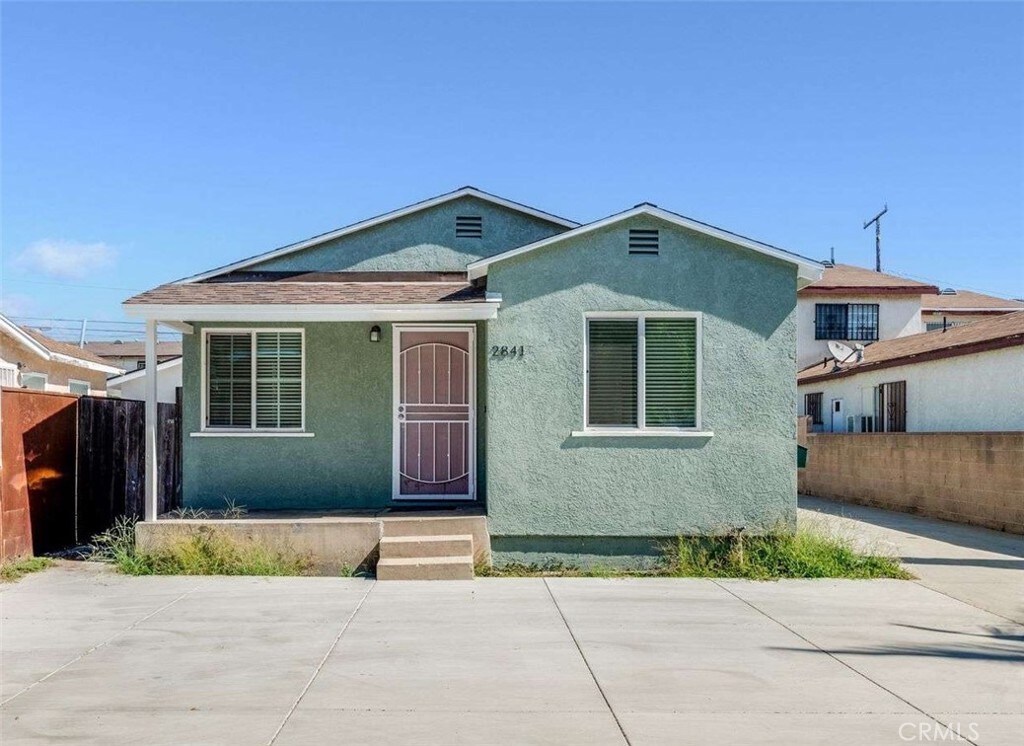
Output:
top-left (84, 340), bottom-right (182, 371)
top-left (124, 186), bottom-right (822, 556)
top-left (921, 289), bottom-right (1024, 332)
top-left (0, 313), bottom-right (123, 394)
top-left (798, 312), bottom-right (1024, 433)
top-left (107, 357), bottom-right (182, 403)
top-left (797, 263), bottom-right (938, 369)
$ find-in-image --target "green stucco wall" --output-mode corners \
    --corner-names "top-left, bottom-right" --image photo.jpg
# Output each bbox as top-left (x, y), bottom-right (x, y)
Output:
top-left (246, 195), bottom-right (567, 272)
top-left (482, 215), bottom-right (798, 541)
top-left (180, 321), bottom-right (488, 511)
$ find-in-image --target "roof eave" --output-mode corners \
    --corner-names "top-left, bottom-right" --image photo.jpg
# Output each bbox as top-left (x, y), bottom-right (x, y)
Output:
top-left (467, 205), bottom-right (823, 283)
top-left (176, 188), bottom-right (578, 284)
top-left (122, 300), bottom-right (502, 322)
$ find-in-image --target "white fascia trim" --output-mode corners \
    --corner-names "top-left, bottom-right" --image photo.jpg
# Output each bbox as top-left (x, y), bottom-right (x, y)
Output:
top-left (179, 187), bottom-right (578, 283)
top-left (0, 314), bottom-right (52, 359)
top-left (923, 308), bottom-right (1024, 313)
top-left (1, 313), bottom-right (124, 374)
top-left (50, 353), bottom-right (124, 375)
top-left (107, 356), bottom-right (182, 385)
top-left (122, 302), bottom-right (500, 322)
top-left (467, 205), bottom-right (824, 283)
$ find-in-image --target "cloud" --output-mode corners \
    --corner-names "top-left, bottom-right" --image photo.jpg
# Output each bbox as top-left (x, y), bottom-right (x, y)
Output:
top-left (14, 239), bottom-right (116, 280)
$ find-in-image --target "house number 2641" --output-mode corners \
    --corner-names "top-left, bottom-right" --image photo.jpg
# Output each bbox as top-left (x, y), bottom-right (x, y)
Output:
top-left (491, 345), bottom-right (525, 358)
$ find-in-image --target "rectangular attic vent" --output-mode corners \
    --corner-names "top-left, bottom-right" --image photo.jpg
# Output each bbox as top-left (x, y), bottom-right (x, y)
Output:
top-left (628, 228), bottom-right (660, 255)
top-left (456, 215), bottom-right (483, 238)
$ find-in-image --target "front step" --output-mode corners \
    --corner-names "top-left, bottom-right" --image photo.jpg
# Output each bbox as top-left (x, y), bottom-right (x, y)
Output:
top-left (379, 534), bottom-right (474, 560)
top-left (376, 556), bottom-right (475, 580)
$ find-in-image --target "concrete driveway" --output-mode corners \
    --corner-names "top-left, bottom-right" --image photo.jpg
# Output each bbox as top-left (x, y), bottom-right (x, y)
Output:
top-left (2, 503), bottom-right (1022, 745)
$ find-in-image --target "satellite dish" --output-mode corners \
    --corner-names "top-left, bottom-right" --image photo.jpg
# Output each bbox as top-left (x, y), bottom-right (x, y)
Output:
top-left (827, 341), bottom-right (856, 363)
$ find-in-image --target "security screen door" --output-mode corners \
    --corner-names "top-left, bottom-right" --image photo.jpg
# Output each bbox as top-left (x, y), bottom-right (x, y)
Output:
top-left (393, 327), bottom-right (475, 500)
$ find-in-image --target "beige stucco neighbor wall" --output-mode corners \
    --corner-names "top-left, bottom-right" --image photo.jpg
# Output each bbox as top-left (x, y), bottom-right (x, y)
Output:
top-left (797, 294), bottom-right (924, 369)
top-left (799, 432), bottom-right (1024, 534)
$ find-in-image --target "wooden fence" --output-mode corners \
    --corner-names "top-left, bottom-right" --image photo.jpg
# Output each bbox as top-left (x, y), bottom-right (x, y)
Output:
top-left (1, 389), bottom-right (181, 560)
top-left (76, 394), bottom-right (182, 542)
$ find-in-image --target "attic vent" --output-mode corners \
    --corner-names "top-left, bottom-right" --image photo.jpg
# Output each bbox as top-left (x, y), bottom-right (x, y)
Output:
top-left (456, 215), bottom-right (483, 238)
top-left (939, 288), bottom-right (958, 295)
top-left (628, 228), bottom-right (660, 255)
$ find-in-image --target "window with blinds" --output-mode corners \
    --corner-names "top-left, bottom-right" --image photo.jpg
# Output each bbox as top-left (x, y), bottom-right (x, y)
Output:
top-left (206, 331), bottom-right (303, 430)
top-left (586, 315), bottom-right (700, 430)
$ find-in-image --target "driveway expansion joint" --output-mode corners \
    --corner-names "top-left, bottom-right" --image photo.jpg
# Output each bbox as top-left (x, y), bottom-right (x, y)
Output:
top-left (543, 578), bottom-right (632, 746)
top-left (710, 580), bottom-right (984, 746)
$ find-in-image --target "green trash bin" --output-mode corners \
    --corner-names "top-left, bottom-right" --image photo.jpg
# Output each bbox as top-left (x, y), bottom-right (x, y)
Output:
top-left (797, 445), bottom-right (808, 468)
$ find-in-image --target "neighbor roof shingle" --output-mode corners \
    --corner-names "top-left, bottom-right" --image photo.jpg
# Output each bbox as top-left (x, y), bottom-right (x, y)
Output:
top-left (84, 341), bottom-right (183, 358)
top-left (921, 290), bottom-right (1024, 312)
top-left (799, 263), bottom-right (939, 296)
top-left (125, 278), bottom-right (487, 306)
top-left (797, 311), bottom-right (1024, 384)
top-left (19, 328), bottom-right (117, 367)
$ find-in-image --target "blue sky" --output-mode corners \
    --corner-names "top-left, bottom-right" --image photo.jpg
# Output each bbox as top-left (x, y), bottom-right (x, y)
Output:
top-left (2, 1), bottom-right (1022, 333)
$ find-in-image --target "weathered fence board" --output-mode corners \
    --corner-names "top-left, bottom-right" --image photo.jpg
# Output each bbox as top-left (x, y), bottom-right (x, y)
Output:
top-left (76, 396), bottom-right (181, 542)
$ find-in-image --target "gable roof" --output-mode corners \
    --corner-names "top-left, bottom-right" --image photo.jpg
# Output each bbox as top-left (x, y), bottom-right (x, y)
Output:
top-left (797, 311), bottom-right (1024, 384)
top-left (921, 289), bottom-right (1024, 313)
top-left (107, 356), bottom-right (182, 386)
top-left (84, 340), bottom-right (183, 358)
top-left (0, 313), bottom-right (124, 375)
top-left (799, 263), bottom-right (939, 296)
top-left (465, 203), bottom-right (823, 285)
top-left (182, 187), bottom-right (579, 283)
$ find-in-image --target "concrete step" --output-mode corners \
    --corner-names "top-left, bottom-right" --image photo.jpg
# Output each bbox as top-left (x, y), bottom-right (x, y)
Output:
top-left (379, 534), bottom-right (474, 560)
top-left (381, 515), bottom-right (491, 564)
top-left (376, 556), bottom-right (475, 581)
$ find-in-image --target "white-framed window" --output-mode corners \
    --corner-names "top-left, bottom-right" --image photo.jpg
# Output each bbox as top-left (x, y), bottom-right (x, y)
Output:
top-left (202, 329), bottom-right (305, 432)
top-left (21, 372), bottom-right (48, 391)
top-left (583, 312), bottom-right (702, 433)
top-left (68, 379), bottom-right (91, 396)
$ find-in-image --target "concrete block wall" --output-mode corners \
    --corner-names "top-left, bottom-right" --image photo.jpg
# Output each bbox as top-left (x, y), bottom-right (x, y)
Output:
top-left (799, 432), bottom-right (1023, 534)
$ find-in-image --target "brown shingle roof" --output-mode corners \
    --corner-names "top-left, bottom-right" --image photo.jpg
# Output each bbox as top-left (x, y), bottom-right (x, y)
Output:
top-left (125, 279), bottom-right (487, 306)
top-left (799, 263), bottom-right (939, 296)
top-left (798, 311), bottom-right (1024, 384)
top-left (21, 328), bottom-right (117, 367)
top-left (84, 341), bottom-right (183, 358)
top-left (921, 290), bottom-right (1024, 312)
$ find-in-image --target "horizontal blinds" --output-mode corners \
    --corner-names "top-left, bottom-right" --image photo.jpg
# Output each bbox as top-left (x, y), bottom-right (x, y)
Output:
top-left (587, 320), bottom-right (638, 427)
top-left (643, 318), bottom-right (697, 427)
top-left (207, 334), bottom-right (252, 428)
top-left (256, 332), bottom-right (303, 429)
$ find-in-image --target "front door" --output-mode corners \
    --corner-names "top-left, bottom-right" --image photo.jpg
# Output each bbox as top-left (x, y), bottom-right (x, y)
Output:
top-left (830, 398), bottom-right (845, 433)
top-left (393, 326), bottom-right (475, 500)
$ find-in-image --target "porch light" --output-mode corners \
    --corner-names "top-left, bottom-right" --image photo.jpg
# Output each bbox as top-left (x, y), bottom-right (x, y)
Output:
top-left (369, 325), bottom-right (381, 343)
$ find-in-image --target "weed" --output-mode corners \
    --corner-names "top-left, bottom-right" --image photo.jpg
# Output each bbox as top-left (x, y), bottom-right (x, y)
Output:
top-left (166, 506), bottom-right (210, 520)
top-left (0, 556), bottom-right (54, 582)
top-left (91, 517), bottom-right (312, 576)
top-left (221, 498), bottom-right (248, 519)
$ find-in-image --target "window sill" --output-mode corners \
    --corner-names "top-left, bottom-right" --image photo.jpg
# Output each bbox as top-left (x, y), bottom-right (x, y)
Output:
top-left (570, 429), bottom-right (714, 438)
top-left (190, 431), bottom-right (315, 438)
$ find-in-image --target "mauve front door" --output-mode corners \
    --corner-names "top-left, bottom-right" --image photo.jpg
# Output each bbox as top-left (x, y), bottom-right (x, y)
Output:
top-left (394, 326), bottom-right (474, 500)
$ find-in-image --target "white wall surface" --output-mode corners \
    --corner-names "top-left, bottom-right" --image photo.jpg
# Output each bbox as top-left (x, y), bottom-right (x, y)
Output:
top-left (797, 294), bottom-right (924, 369)
top-left (798, 345), bottom-right (1024, 432)
top-left (108, 360), bottom-right (182, 404)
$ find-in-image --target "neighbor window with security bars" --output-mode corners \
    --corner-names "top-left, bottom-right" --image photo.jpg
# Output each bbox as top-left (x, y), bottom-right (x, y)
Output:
top-left (586, 315), bottom-right (700, 430)
top-left (205, 330), bottom-right (304, 430)
top-left (814, 303), bottom-right (879, 341)
top-left (804, 392), bottom-right (823, 425)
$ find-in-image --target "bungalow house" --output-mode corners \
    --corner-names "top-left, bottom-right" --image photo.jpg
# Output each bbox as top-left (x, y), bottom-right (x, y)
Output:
top-left (124, 187), bottom-right (822, 569)
top-left (0, 313), bottom-right (123, 394)
top-left (798, 312), bottom-right (1024, 433)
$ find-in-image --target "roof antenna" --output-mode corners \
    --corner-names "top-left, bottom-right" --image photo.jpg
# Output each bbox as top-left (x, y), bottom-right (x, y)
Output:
top-left (863, 204), bottom-right (888, 272)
